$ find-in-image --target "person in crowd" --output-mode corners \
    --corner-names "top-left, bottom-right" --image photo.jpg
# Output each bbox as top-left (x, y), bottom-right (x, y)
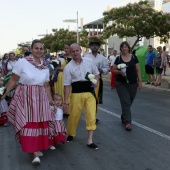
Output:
top-left (0, 98), bottom-right (8, 127)
top-left (63, 43), bottom-right (99, 150)
top-left (2, 52), bottom-right (17, 102)
top-left (145, 45), bottom-right (156, 85)
top-left (1, 53), bottom-right (9, 76)
top-left (24, 51), bottom-right (31, 57)
top-left (85, 40), bottom-right (109, 123)
top-left (54, 44), bottom-right (72, 117)
top-left (0, 57), bottom-right (2, 69)
top-left (110, 50), bottom-right (118, 89)
top-left (15, 54), bottom-right (22, 60)
top-left (48, 94), bottom-right (67, 150)
top-left (0, 71), bottom-right (8, 127)
top-left (154, 46), bottom-right (165, 86)
top-left (2, 52), bottom-right (16, 76)
top-left (163, 46), bottom-right (169, 75)
top-left (1, 39), bottom-right (54, 165)
top-left (101, 51), bottom-right (106, 57)
top-left (2, 53), bottom-right (9, 64)
top-left (112, 41), bottom-right (142, 131)
top-left (23, 46), bottom-right (29, 54)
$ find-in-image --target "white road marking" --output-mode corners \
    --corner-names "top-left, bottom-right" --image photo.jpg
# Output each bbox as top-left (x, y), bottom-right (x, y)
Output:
top-left (99, 107), bottom-right (170, 141)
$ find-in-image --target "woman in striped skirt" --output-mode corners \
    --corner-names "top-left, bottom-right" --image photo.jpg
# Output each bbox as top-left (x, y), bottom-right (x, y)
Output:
top-left (1, 39), bottom-right (54, 165)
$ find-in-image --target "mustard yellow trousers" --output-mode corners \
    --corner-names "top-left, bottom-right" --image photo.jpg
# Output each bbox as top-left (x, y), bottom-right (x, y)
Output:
top-left (67, 92), bottom-right (96, 136)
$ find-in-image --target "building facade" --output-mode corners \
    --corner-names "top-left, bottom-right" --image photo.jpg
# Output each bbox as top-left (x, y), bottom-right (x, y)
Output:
top-left (83, 0), bottom-right (170, 55)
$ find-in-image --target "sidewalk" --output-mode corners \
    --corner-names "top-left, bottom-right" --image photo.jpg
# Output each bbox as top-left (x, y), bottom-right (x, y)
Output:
top-left (103, 67), bottom-right (170, 95)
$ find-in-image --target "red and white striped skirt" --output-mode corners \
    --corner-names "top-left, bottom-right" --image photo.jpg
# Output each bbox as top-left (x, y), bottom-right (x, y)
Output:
top-left (7, 84), bottom-right (54, 152)
top-left (0, 99), bottom-right (8, 125)
top-left (48, 120), bottom-right (67, 146)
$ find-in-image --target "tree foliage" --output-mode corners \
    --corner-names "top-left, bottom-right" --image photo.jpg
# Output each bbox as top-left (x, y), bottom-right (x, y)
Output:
top-left (40, 28), bottom-right (106, 52)
top-left (41, 29), bottom-right (77, 52)
top-left (103, 1), bottom-right (170, 50)
top-left (17, 42), bottom-right (31, 54)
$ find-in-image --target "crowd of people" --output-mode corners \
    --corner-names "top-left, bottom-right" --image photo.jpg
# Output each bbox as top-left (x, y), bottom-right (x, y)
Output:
top-left (145, 45), bottom-right (170, 86)
top-left (0, 39), bottom-right (168, 165)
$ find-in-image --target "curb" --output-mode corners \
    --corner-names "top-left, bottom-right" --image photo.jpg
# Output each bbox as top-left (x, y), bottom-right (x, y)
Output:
top-left (141, 84), bottom-right (170, 95)
top-left (103, 75), bottom-right (170, 95)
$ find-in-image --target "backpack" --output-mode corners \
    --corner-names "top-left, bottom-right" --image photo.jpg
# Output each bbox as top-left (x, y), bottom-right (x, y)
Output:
top-left (155, 53), bottom-right (162, 68)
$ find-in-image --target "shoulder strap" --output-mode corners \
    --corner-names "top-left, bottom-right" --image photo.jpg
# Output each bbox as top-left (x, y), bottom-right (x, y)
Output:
top-left (118, 55), bottom-right (121, 64)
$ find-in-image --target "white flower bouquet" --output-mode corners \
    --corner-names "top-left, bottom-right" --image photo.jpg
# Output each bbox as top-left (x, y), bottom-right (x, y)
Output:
top-left (117, 63), bottom-right (129, 83)
top-left (85, 72), bottom-right (97, 85)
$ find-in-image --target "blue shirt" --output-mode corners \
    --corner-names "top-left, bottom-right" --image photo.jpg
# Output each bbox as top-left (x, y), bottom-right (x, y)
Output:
top-left (146, 51), bottom-right (156, 67)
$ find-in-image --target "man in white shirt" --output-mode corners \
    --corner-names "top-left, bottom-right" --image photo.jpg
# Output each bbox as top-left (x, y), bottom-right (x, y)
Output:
top-left (63, 43), bottom-right (99, 150)
top-left (85, 41), bottom-right (109, 122)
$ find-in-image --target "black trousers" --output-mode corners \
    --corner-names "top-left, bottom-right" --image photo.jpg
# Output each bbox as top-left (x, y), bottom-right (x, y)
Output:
top-left (98, 78), bottom-right (103, 104)
top-left (116, 82), bottom-right (138, 124)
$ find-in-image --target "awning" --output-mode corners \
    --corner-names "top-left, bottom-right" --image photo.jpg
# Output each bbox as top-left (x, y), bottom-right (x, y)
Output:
top-left (83, 18), bottom-right (106, 29)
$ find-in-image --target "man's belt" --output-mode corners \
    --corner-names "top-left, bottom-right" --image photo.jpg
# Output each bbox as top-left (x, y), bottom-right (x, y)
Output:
top-left (71, 81), bottom-right (94, 93)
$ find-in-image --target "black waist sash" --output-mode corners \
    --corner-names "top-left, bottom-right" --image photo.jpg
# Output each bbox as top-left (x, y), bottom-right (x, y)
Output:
top-left (71, 81), bottom-right (93, 93)
top-left (71, 81), bottom-right (98, 110)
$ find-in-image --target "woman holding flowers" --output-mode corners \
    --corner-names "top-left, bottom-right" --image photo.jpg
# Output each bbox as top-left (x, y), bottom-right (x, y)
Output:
top-left (112, 41), bottom-right (142, 131)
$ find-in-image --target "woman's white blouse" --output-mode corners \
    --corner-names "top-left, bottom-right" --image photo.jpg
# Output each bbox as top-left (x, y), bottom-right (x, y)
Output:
top-left (7, 60), bottom-right (17, 71)
top-left (12, 58), bottom-right (49, 86)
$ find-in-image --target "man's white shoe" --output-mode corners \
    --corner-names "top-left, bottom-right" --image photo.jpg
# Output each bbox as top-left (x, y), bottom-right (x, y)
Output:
top-left (32, 157), bottom-right (40, 165)
top-left (50, 146), bottom-right (56, 150)
top-left (38, 151), bottom-right (43, 157)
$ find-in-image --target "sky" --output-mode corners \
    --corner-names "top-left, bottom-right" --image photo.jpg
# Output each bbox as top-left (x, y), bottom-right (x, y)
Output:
top-left (0, 0), bottom-right (168, 56)
top-left (0, 0), bottom-right (121, 55)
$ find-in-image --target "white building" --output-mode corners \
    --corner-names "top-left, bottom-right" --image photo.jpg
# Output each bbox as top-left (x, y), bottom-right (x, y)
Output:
top-left (83, 0), bottom-right (170, 55)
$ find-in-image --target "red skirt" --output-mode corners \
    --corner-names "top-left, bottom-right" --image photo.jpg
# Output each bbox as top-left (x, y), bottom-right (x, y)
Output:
top-left (7, 84), bottom-right (54, 152)
top-left (0, 112), bottom-right (8, 125)
top-left (20, 122), bottom-right (49, 152)
top-left (0, 99), bottom-right (8, 125)
top-left (110, 66), bottom-right (116, 88)
top-left (48, 120), bottom-right (67, 146)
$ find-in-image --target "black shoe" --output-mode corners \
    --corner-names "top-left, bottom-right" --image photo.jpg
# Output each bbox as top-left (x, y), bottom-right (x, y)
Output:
top-left (96, 119), bottom-right (100, 124)
top-left (145, 82), bottom-right (151, 85)
top-left (67, 136), bottom-right (73, 142)
top-left (63, 113), bottom-right (69, 118)
top-left (99, 101), bottom-right (103, 104)
top-left (87, 143), bottom-right (99, 150)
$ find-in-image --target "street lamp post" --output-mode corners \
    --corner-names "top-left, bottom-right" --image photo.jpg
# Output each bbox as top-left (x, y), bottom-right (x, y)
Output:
top-left (63, 11), bottom-right (79, 43)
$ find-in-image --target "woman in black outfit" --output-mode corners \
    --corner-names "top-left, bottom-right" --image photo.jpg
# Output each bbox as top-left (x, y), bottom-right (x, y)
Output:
top-left (112, 41), bottom-right (142, 131)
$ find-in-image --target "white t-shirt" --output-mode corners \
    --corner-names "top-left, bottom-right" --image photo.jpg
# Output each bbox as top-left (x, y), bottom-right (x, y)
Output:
top-left (110, 55), bottom-right (118, 66)
top-left (51, 106), bottom-right (63, 120)
top-left (12, 58), bottom-right (49, 86)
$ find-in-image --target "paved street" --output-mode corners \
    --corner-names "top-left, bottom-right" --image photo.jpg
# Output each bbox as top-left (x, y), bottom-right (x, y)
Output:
top-left (1, 83), bottom-right (170, 170)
